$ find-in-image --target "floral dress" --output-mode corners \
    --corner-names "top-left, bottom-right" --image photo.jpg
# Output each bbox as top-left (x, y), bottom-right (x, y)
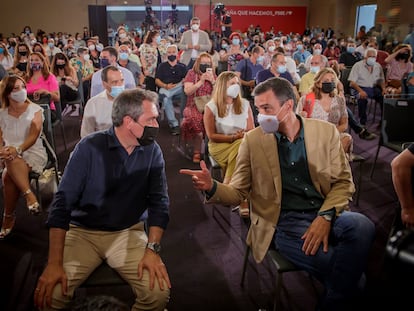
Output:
top-left (181, 70), bottom-right (214, 140)
top-left (227, 53), bottom-right (245, 71)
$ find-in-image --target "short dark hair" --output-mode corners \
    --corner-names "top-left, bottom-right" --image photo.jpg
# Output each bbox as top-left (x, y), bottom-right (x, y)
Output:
top-left (253, 77), bottom-right (297, 109)
top-left (101, 65), bottom-right (121, 82)
top-left (102, 46), bottom-right (118, 59)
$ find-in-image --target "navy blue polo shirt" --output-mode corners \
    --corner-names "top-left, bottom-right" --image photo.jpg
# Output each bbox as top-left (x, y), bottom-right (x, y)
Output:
top-left (155, 61), bottom-right (188, 84)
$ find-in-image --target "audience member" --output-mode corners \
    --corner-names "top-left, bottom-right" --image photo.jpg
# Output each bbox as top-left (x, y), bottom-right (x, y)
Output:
top-left (204, 71), bottom-right (254, 216)
top-left (182, 52), bottom-right (215, 163)
top-left (50, 52), bottom-right (80, 111)
top-left (0, 43), bottom-right (14, 71)
top-left (69, 47), bottom-right (94, 103)
top-left (297, 68), bottom-right (352, 158)
top-left (90, 46), bottom-right (135, 97)
top-left (226, 32), bottom-right (246, 72)
top-left (0, 75), bottom-right (47, 238)
top-left (348, 47), bottom-right (385, 126)
top-left (80, 66), bottom-right (125, 138)
top-left (177, 17), bottom-right (212, 69)
top-left (117, 43), bottom-right (142, 87)
top-left (86, 38), bottom-right (101, 71)
top-left (292, 40), bottom-right (311, 66)
top-left (45, 38), bottom-right (63, 62)
top-left (338, 40), bottom-right (362, 69)
top-left (299, 54), bottom-right (327, 96)
top-left (155, 44), bottom-right (187, 135)
top-left (139, 30), bottom-right (163, 91)
top-left (25, 52), bottom-right (60, 122)
top-left (256, 52), bottom-right (295, 85)
top-left (384, 44), bottom-right (413, 94)
top-left (391, 143), bottom-right (414, 227)
top-left (34, 88), bottom-right (171, 311)
top-left (220, 8), bottom-right (232, 39)
top-left (180, 76), bottom-right (375, 311)
top-left (13, 42), bottom-right (31, 74)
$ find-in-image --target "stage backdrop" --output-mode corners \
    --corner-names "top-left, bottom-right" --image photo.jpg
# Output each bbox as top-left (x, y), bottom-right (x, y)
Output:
top-left (194, 5), bottom-right (307, 35)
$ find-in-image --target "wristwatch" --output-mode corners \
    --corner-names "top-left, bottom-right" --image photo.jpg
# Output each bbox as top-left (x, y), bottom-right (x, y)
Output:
top-left (15, 146), bottom-right (23, 157)
top-left (321, 214), bottom-right (333, 222)
top-left (146, 242), bottom-right (161, 254)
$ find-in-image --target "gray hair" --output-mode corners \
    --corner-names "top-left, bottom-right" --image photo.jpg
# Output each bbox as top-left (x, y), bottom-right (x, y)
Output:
top-left (112, 89), bottom-right (159, 127)
top-left (364, 47), bottom-right (377, 58)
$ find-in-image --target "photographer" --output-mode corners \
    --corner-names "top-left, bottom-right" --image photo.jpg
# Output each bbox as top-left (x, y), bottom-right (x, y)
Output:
top-left (220, 7), bottom-right (232, 39)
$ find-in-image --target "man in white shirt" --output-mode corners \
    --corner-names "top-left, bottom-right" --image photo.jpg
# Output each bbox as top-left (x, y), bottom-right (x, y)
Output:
top-left (81, 66), bottom-right (125, 138)
top-left (90, 46), bottom-right (135, 97)
top-left (177, 17), bottom-right (211, 69)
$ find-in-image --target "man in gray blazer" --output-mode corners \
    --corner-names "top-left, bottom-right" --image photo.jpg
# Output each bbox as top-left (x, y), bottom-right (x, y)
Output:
top-left (177, 17), bottom-right (212, 69)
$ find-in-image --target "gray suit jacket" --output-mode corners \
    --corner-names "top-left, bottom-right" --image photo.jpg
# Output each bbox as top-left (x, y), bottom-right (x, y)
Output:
top-left (208, 117), bottom-right (354, 263)
top-left (177, 30), bottom-right (211, 66)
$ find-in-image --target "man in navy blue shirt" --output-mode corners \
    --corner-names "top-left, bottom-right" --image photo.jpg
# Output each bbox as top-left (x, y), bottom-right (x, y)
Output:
top-left (34, 89), bottom-right (171, 311)
top-left (155, 44), bottom-right (187, 135)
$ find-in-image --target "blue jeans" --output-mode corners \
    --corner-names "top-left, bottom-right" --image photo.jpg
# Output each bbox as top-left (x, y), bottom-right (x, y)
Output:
top-left (273, 210), bottom-right (375, 310)
top-left (351, 86), bottom-right (383, 125)
top-left (158, 82), bottom-right (185, 128)
top-left (347, 107), bottom-right (363, 134)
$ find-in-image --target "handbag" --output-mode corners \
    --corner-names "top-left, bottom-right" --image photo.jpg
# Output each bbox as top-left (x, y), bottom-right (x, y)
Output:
top-left (31, 168), bottom-right (58, 201)
top-left (194, 95), bottom-right (211, 113)
top-left (193, 74), bottom-right (211, 113)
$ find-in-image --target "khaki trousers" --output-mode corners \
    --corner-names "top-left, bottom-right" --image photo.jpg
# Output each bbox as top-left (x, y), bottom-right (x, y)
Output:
top-left (47, 222), bottom-right (170, 311)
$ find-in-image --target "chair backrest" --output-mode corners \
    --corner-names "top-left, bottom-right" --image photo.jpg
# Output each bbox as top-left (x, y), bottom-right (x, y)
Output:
top-left (382, 98), bottom-right (414, 144)
top-left (39, 103), bottom-right (55, 150)
top-left (28, 93), bottom-right (51, 106)
top-left (340, 67), bottom-right (352, 95)
top-left (76, 69), bottom-right (85, 106)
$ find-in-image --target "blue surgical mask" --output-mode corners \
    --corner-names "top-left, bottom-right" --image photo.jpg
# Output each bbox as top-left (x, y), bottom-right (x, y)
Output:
top-left (310, 66), bottom-right (320, 74)
top-left (277, 65), bottom-right (287, 74)
top-left (313, 49), bottom-right (322, 55)
top-left (48, 42), bottom-right (54, 48)
top-left (256, 56), bottom-right (264, 64)
top-left (232, 38), bottom-right (240, 45)
top-left (366, 57), bottom-right (376, 66)
top-left (110, 85), bottom-right (125, 98)
top-left (347, 47), bottom-right (355, 53)
top-left (156, 36), bottom-right (161, 44)
top-left (296, 44), bottom-right (303, 50)
top-left (221, 44), bottom-right (228, 49)
top-left (0, 48), bottom-right (4, 54)
top-left (119, 52), bottom-right (129, 61)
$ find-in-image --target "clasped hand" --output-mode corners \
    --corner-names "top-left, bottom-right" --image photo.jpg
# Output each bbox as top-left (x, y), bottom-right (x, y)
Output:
top-left (0, 146), bottom-right (19, 161)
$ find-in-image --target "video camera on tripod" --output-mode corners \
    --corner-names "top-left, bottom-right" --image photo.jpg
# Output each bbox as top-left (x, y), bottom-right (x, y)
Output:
top-left (213, 3), bottom-right (225, 20)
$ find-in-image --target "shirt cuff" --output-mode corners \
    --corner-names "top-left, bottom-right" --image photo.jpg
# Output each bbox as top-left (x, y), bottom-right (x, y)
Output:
top-left (204, 180), bottom-right (217, 199)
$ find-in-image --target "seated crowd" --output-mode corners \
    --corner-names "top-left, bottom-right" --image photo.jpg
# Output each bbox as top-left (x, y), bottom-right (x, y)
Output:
top-left (0, 20), bottom-right (413, 311)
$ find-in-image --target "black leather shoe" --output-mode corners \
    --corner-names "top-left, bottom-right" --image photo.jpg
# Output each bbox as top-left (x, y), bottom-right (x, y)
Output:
top-left (359, 129), bottom-right (376, 140)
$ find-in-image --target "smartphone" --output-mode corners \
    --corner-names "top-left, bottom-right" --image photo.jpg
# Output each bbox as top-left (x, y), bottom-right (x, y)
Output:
top-left (206, 68), bottom-right (213, 74)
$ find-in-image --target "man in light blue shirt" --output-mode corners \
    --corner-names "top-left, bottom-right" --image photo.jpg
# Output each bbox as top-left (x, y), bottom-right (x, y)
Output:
top-left (90, 46), bottom-right (136, 97)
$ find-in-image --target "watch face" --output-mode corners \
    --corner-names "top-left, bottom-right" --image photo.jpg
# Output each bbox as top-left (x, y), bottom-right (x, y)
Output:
top-left (147, 242), bottom-right (161, 254)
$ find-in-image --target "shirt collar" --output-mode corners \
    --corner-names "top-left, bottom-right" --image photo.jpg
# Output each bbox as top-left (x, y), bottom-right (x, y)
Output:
top-left (275, 115), bottom-right (304, 142)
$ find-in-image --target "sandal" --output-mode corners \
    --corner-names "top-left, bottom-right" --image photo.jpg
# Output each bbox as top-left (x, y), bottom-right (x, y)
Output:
top-left (23, 189), bottom-right (40, 215)
top-left (0, 213), bottom-right (16, 239)
top-left (192, 152), bottom-right (201, 164)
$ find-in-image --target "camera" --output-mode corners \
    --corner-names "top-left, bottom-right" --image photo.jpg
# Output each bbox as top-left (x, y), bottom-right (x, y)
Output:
top-left (214, 3), bottom-right (225, 15)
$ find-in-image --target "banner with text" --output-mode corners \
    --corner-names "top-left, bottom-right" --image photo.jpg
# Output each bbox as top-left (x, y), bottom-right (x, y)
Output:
top-left (194, 5), bottom-right (307, 35)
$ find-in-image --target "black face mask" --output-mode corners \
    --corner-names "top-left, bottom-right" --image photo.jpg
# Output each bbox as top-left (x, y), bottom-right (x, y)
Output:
top-left (321, 82), bottom-right (336, 94)
top-left (137, 126), bottom-right (159, 146)
top-left (56, 64), bottom-right (65, 69)
top-left (18, 51), bottom-right (27, 56)
top-left (167, 55), bottom-right (177, 62)
top-left (199, 64), bottom-right (210, 73)
top-left (396, 53), bottom-right (410, 61)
